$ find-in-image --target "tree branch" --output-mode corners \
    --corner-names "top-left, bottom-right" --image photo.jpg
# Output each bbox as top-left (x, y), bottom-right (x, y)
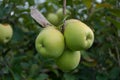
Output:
top-left (63, 0), bottom-right (66, 15)
top-left (30, 6), bottom-right (51, 27)
top-left (62, 0), bottom-right (66, 33)
top-left (115, 47), bottom-right (120, 67)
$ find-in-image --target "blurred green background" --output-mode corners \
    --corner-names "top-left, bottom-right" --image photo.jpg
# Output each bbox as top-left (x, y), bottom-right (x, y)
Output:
top-left (0, 0), bottom-right (120, 80)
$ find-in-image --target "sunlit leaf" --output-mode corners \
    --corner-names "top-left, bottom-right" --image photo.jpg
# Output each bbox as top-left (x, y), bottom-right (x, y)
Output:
top-left (96, 3), bottom-right (112, 8)
top-left (82, 61), bottom-right (97, 67)
top-left (82, 0), bottom-right (92, 9)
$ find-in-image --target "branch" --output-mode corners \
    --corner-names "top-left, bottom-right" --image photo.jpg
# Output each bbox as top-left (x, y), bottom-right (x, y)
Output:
top-left (63, 0), bottom-right (66, 15)
top-left (62, 0), bottom-right (66, 33)
top-left (30, 6), bottom-right (51, 27)
top-left (115, 47), bottom-right (120, 67)
top-left (2, 48), bottom-right (10, 57)
top-left (108, 48), bottom-right (117, 62)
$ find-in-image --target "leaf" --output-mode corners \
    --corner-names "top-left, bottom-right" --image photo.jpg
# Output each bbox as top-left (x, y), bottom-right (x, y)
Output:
top-left (11, 26), bottom-right (24, 43)
top-left (109, 9), bottom-right (120, 17)
top-left (29, 64), bottom-right (39, 76)
top-left (118, 30), bottom-right (120, 37)
top-left (96, 75), bottom-right (108, 80)
top-left (30, 7), bottom-right (51, 27)
top-left (108, 67), bottom-right (120, 79)
top-left (107, 17), bottom-right (120, 37)
top-left (82, 61), bottom-right (97, 67)
top-left (107, 17), bottom-right (120, 29)
top-left (96, 3), bottom-right (112, 8)
top-left (81, 51), bottom-right (95, 62)
top-left (59, 0), bottom-right (73, 5)
top-left (27, 0), bottom-right (35, 6)
top-left (36, 73), bottom-right (49, 80)
top-left (50, 68), bottom-right (59, 77)
top-left (63, 73), bottom-right (76, 80)
top-left (6, 65), bottom-right (21, 80)
top-left (82, 0), bottom-right (92, 9)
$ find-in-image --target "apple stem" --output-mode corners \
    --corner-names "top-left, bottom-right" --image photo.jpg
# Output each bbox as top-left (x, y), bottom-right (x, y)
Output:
top-left (62, 0), bottom-right (66, 33)
top-left (30, 6), bottom-right (52, 28)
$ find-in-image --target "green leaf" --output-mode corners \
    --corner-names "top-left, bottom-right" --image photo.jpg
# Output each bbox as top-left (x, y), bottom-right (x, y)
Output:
top-left (82, 0), bottom-right (92, 9)
top-left (107, 17), bottom-right (120, 29)
top-left (82, 61), bottom-right (97, 67)
top-left (96, 75), bottom-right (108, 80)
top-left (118, 30), bottom-right (120, 37)
top-left (63, 73), bottom-right (76, 80)
top-left (36, 73), bottom-right (49, 80)
top-left (81, 51), bottom-right (95, 62)
top-left (11, 25), bottom-right (24, 43)
top-left (6, 65), bottom-right (21, 80)
top-left (96, 3), bottom-right (112, 8)
top-left (59, 0), bottom-right (73, 5)
top-left (29, 64), bottom-right (39, 77)
top-left (109, 9), bottom-right (120, 17)
top-left (109, 67), bottom-right (120, 79)
top-left (27, 0), bottom-right (35, 6)
top-left (107, 17), bottom-right (120, 37)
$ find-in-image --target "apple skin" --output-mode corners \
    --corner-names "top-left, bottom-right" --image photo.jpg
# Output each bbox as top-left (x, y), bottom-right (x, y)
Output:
top-left (56, 49), bottom-right (81, 72)
top-left (56, 8), bottom-right (71, 20)
top-left (64, 19), bottom-right (94, 51)
top-left (0, 24), bottom-right (13, 44)
top-left (35, 26), bottom-right (65, 58)
top-left (47, 13), bottom-right (59, 25)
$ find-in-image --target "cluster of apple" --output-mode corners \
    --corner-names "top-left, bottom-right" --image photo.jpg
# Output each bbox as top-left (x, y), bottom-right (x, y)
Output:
top-left (35, 15), bottom-right (94, 71)
top-left (0, 24), bottom-right (13, 44)
top-left (46, 8), bottom-right (71, 26)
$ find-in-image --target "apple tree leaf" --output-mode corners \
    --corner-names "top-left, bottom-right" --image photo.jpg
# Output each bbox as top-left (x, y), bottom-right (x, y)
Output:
top-left (109, 9), bottom-right (120, 17)
top-left (82, 0), bottom-right (92, 9)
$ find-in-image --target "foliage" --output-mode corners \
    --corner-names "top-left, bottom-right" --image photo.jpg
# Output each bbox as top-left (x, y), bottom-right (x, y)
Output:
top-left (0, 0), bottom-right (120, 80)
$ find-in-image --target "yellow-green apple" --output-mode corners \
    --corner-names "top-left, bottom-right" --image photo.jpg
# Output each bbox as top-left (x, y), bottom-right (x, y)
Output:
top-left (47, 13), bottom-right (59, 25)
top-left (0, 23), bottom-right (13, 44)
top-left (56, 49), bottom-right (81, 72)
top-left (56, 8), bottom-right (71, 20)
top-left (35, 26), bottom-right (65, 58)
top-left (64, 19), bottom-right (94, 50)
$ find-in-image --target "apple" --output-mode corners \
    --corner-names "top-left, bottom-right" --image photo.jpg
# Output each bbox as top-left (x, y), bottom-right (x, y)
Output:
top-left (0, 23), bottom-right (13, 44)
top-left (47, 13), bottom-right (59, 25)
top-left (35, 26), bottom-right (65, 58)
top-left (64, 19), bottom-right (94, 50)
top-left (56, 8), bottom-right (71, 20)
top-left (56, 49), bottom-right (81, 72)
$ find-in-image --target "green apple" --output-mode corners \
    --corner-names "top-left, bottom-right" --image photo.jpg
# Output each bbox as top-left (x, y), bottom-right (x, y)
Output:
top-left (47, 13), bottom-right (59, 25)
top-left (35, 26), bottom-right (64, 58)
top-left (56, 49), bottom-right (81, 72)
top-left (56, 8), bottom-right (71, 20)
top-left (64, 19), bottom-right (94, 50)
top-left (0, 23), bottom-right (13, 44)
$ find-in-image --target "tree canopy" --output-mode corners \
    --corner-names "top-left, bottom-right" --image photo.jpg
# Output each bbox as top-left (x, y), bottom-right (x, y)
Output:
top-left (0, 0), bottom-right (120, 80)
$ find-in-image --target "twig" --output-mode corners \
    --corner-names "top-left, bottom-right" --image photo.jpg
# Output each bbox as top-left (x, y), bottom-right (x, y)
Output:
top-left (108, 48), bottom-right (117, 62)
top-left (115, 47), bottom-right (120, 67)
top-left (2, 48), bottom-right (10, 57)
top-left (30, 6), bottom-right (51, 27)
top-left (63, 0), bottom-right (66, 15)
top-left (62, 0), bottom-right (66, 33)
